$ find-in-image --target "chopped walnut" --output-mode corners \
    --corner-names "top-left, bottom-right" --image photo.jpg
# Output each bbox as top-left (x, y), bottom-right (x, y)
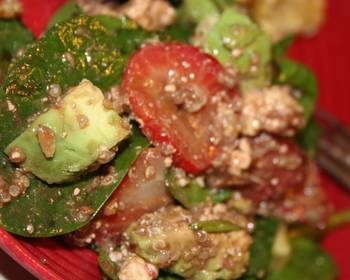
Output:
top-left (0, 0), bottom-right (21, 19)
top-left (250, 0), bottom-right (326, 42)
top-left (77, 0), bottom-right (175, 31)
top-left (7, 146), bottom-right (26, 164)
top-left (0, 170), bottom-right (30, 207)
top-left (120, 0), bottom-right (176, 31)
top-left (76, 0), bottom-right (119, 17)
top-left (228, 138), bottom-right (252, 176)
top-left (239, 86), bottom-right (305, 137)
top-left (118, 254), bottom-right (159, 280)
top-left (37, 125), bottom-right (56, 159)
top-left (105, 86), bottom-right (129, 114)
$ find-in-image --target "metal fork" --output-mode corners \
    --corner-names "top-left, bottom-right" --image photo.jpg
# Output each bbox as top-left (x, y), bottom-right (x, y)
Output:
top-left (315, 108), bottom-right (350, 190)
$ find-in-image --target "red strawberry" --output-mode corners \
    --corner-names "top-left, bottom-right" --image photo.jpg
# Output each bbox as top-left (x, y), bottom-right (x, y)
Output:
top-left (20, 0), bottom-right (67, 37)
top-left (122, 42), bottom-right (236, 174)
top-left (88, 148), bottom-right (173, 246)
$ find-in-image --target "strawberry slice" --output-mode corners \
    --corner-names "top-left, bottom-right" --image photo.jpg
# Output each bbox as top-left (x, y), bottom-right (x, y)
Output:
top-left (70, 148), bottom-right (173, 247)
top-left (122, 42), bottom-right (236, 174)
top-left (20, 0), bottom-right (67, 37)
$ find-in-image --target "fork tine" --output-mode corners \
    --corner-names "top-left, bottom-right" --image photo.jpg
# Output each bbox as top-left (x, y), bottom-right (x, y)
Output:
top-left (315, 108), bottom-right (350, 190)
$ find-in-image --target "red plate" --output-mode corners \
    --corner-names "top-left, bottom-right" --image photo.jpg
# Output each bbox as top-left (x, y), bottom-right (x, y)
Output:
top-left (1, 0), bottom-right (350, 279)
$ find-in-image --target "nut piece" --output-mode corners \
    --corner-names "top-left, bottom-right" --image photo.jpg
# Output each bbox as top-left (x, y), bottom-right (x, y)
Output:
top-left (118, 255), bottom-right (158, 280)
top-left (37, 125), bottom-right (56, 158)
top-left (7, 146), bottom-right (26, 163)
top-left (120, 0), bottom-right (176, 31)
top-left (0, 0), bottom-right (22, 19)
top-left (239, 86), bottom-right (305, 137)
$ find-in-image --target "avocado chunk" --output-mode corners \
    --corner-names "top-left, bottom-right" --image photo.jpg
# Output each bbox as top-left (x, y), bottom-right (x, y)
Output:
top-left (5, 80), bottom-right (130, 184)
top-left (179, 0), bottom-right (220, 24)
top-left (125, 205), bottom-right (252, 279)
top-left (199, 8), bottom-right (272, 91)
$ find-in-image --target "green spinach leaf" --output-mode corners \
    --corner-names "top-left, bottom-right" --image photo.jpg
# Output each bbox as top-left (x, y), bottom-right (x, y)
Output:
top-left (295, 119), bottom-right (320, 157)
top-left (272, 37), bottom-right (318, 123)
top-left (47, 0), bottom-right (82, 29)
top-left (0, 19), bottom-right (34, 83)
top-left (0, 19), bottom-right (34, 56)
top-left (244, 218), bottom-right (279, 278)
top-left (267, 237), bottom-right (338, 280)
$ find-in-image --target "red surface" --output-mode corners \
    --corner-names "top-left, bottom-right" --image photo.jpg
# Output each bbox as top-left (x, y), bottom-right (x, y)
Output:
top-left (289, 1), bottom-right (350, 279)
top-left (1, 0), bottom-right (350, 279)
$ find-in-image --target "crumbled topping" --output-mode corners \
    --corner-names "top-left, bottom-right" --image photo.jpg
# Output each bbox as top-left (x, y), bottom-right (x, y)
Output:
top-left (118, 254), bottom-right (158, 280)
top-left (239, 86), bottom-right (305, 137)
top-left (76, 114), bottom-right (89, 129)
top-left (120, 0), bottom-right (176, 31)
top-left (97, 145), bottom-right (116, 164)
top-left (78, 0), bottom-right (175, 31)
top-left (105, 86), bottom-right (129, 114)
top-left (47, 84), bottom-right (62, 98)
top-left (7, 146), bottom-right (26, 163)
top-left (0, 0), bottom-right (21, 19)
top-left (0, 170), bottom-right (30, 207)
top-left (228, 138), bottom-right (252, 176)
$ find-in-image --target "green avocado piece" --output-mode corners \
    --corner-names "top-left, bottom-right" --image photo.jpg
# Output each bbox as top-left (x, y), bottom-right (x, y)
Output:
top-left (179, 0), bottom-right (219, 24)
top-left (267, 237), bottom-right (338, 280)
top-left (5, 80), bottom-right (130, 184)
top-left (126, 206), bottom-right (251, 280)
top-left (202, 8), bottom-right (272, 91)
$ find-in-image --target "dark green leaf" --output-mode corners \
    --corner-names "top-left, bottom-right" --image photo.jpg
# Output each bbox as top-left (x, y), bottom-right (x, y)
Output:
top-left (158, 270), bottom-right (183, 280)
top-left (271, 36), bottom-right (294, 57)
top-left (245, 218), bottom-right (279, 278)
top-left (267, 237), bottom-right (338, 280)
top-left (0, 19), bottom-right (34, 56)
top-left (0, 19), bottom-right (34, 83)
top-left (0, 128), bottom-right (149, 237)
top-left (272, 37), bottom-right (318, 123)
top-left (47, 1), bottom-right (82, 29)
top-left (210, 189), bottom-right (232, 203)
top-left (165, 21), bottom-right (195, 43)
top-left (295, 119), bottom-right (320, 157)
top-left (165, 168), bottom-right (232, 208)
top-left (191, 220), bottom-right (241, 233)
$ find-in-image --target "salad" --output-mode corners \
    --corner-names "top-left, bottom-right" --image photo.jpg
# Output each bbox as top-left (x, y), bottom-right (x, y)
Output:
top-left (0, 0), bottom-right (348, 279)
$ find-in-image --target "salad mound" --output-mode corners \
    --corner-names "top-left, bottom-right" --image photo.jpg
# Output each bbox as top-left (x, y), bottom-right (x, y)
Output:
top-left (0, 0), bottom-right (344, 280)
